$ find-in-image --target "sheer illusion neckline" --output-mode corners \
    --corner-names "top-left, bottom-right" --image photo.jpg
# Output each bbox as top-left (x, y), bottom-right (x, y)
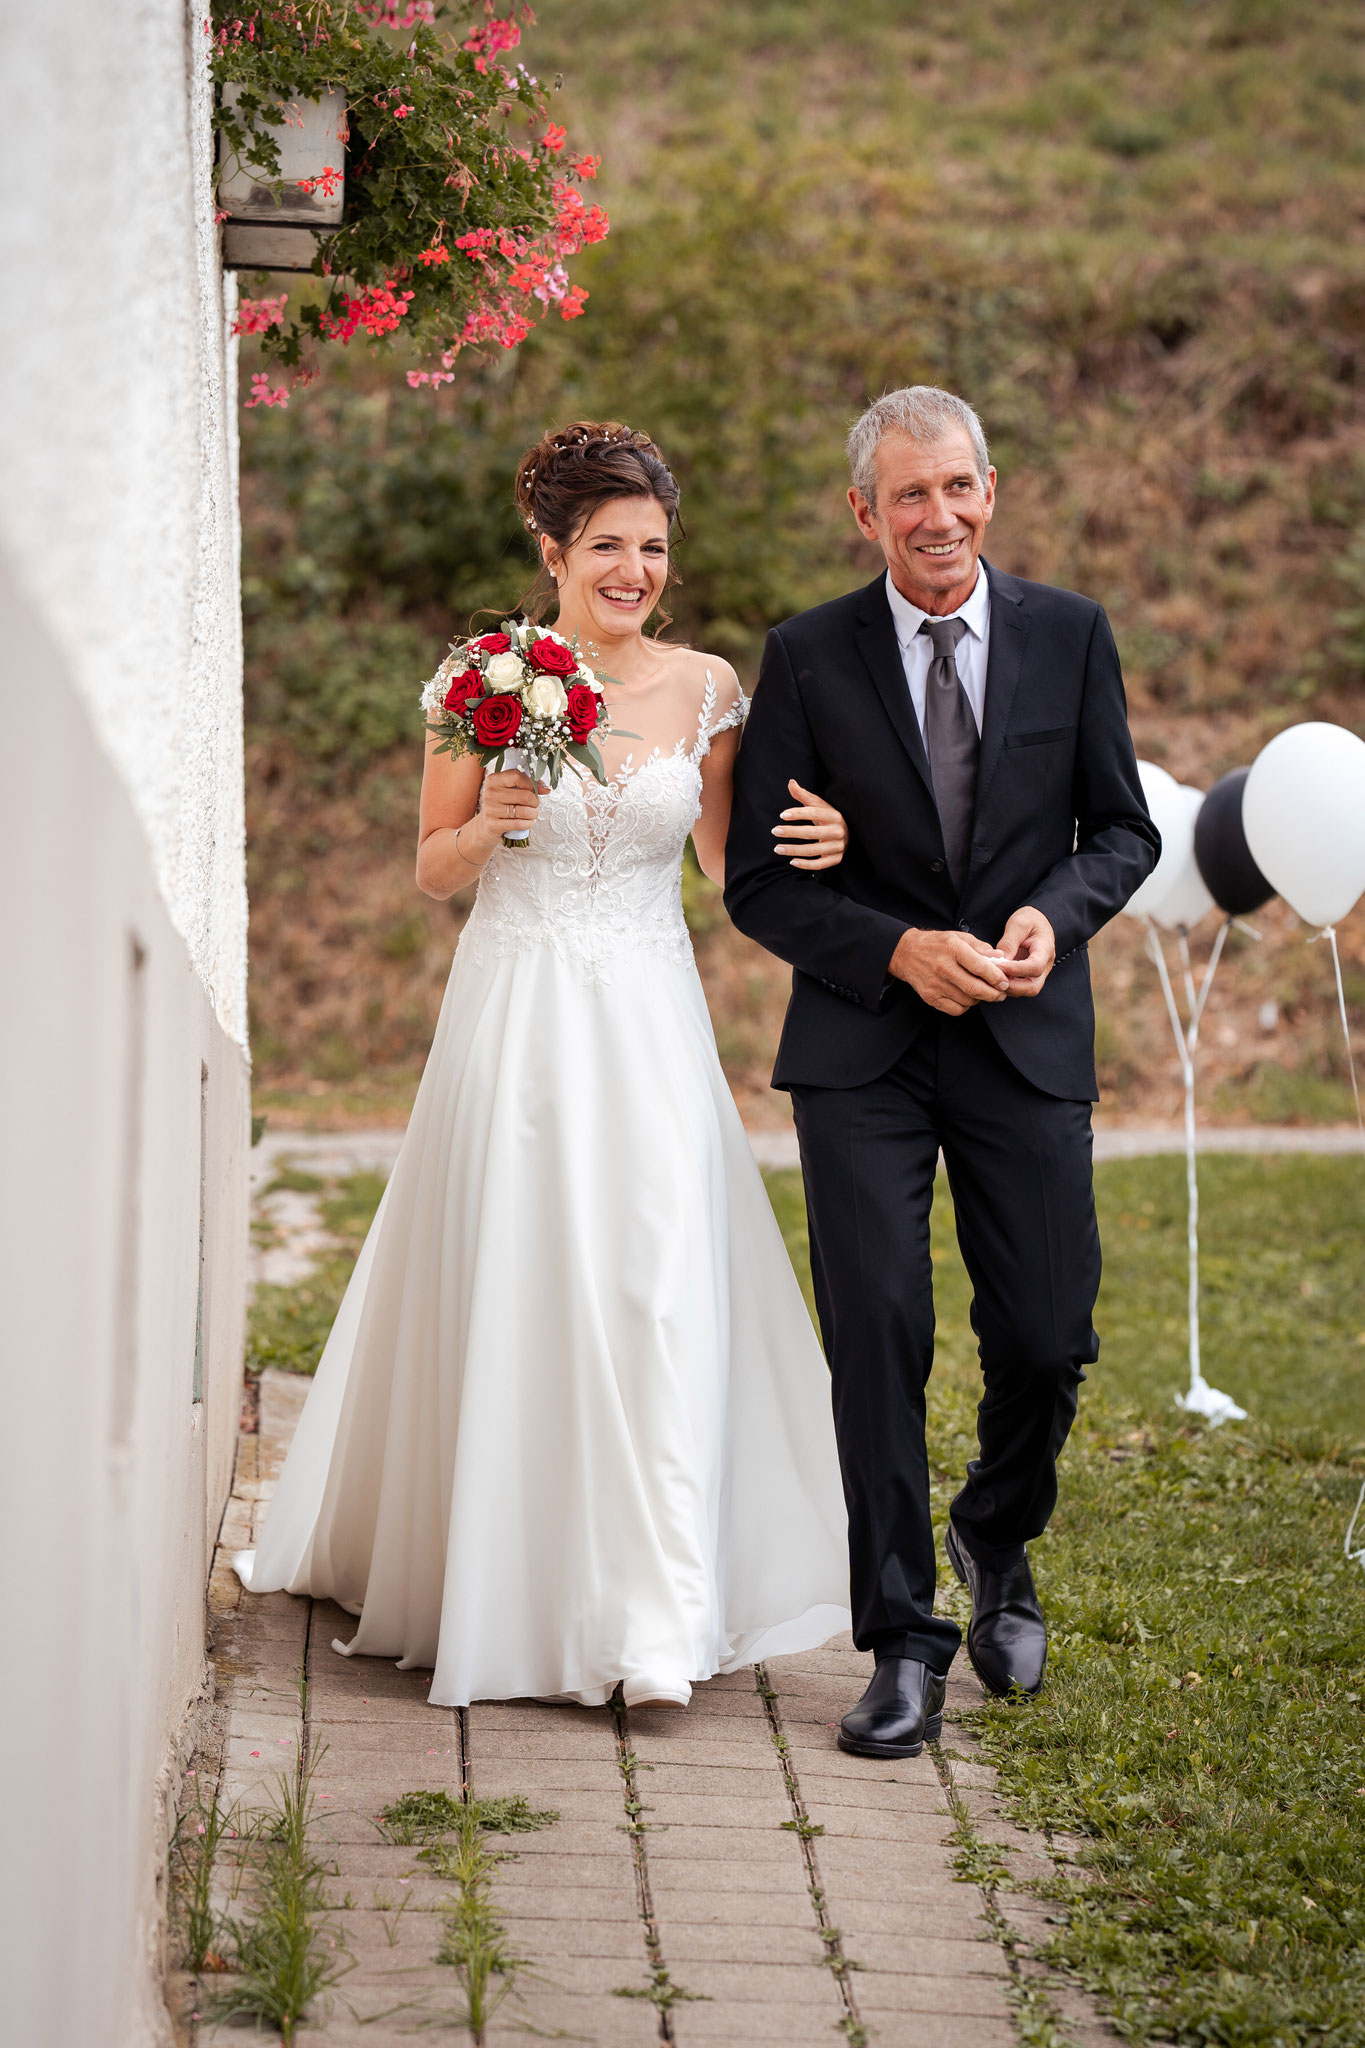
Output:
top-left (589, 669), bottom-right (722, 797)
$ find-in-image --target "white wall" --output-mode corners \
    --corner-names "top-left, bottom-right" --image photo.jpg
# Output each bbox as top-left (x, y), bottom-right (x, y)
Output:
top-left (0, 3), bottom-right (249, 2042)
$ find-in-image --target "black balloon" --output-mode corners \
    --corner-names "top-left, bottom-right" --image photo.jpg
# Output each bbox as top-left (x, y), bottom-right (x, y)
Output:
top-left (1193, 768), bottom-right (1275, 915)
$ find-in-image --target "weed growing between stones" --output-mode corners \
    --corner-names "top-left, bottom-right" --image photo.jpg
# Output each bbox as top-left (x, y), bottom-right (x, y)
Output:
top-left (757, 1664), bottom-right (867, 2044)
top-left (376, 1780), bottom-right (558, 2043)
top-left (172, 1779), bottom-right (239, 1972)
top-left (932, 1747), bottom-right (1079, 2048)
top-left (610, 1702), bottom-right (702, 2027)
top-left (209, 1746), bottom-right (350, 2045)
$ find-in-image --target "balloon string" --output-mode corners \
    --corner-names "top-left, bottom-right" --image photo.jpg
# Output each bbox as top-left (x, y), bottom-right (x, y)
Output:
top-left (1346, 1477), bottom-right (1365, 1571)
top-left (1147, 920), bottom-right (1200, 1392)
top-left (1309, 925), bottom-right (1365, 1146)
top-left (1188, 917), bottom-right (1230, 1054)
top-left (1342, 1474), bottom-right (1365, 1564)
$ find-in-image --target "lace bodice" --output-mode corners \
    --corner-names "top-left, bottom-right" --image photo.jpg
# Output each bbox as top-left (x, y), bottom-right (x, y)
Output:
top-left (462, 671), bottom-right (746, 984)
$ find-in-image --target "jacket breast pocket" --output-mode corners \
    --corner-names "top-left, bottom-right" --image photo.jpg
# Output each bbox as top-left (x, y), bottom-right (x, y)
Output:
top-left (1005, 726), bottom-right (1072, 749)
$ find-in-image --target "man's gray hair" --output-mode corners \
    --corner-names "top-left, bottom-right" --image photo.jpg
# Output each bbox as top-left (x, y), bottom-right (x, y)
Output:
top-left (847, 387), bottom-right (991, 508)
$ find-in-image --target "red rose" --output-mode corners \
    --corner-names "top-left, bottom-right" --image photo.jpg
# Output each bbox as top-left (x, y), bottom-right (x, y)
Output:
top-left (471, 692), bottom-right (523, 748)
top-left (526, 635), bottom-right (577, 677)
top-left (565, 683), bottom-right (599, 743)
top-left (443, 666), bottom-right (483, 713)
top-left (473, 632), bottom-right (511, 655)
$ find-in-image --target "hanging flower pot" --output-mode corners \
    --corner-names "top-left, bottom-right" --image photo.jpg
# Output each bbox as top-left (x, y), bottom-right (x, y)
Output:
top-left (209, 3), bottom-right (608, 407)
top-left (219, 85), bottom-right (346, 273)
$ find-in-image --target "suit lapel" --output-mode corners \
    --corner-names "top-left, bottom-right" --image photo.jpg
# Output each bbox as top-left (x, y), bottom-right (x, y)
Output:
top-left (974, 560), bottom-right (1026, 821)
top-left (853, 578), bottom-right (935, 800)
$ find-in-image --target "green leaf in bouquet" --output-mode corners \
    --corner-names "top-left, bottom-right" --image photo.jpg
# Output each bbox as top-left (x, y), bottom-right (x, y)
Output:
top-left (564, 739), bottom-right (609, 785)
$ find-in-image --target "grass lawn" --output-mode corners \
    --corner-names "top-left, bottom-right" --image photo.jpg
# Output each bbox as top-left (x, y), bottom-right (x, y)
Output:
top-left (248, 1151), bottom-right (1365, 2043)
top-left (772, 1153), bottom-right (1365, 2047)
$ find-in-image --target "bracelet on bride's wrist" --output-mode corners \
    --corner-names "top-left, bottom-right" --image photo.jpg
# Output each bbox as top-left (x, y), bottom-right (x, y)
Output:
top-left (454, 824), bottom-right (489, 872)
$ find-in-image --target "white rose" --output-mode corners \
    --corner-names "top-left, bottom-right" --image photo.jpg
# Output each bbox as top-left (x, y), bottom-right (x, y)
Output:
top-left (523, 675), bottom-right (568, 719)
top-left (484, 651), bottom-right (525, 693)
top-left (576, 663), bottom-right (598, 692)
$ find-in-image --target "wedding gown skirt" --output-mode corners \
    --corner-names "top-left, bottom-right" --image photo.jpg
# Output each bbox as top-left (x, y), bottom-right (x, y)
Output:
top-left (236, 685), bottom-right (851, 1707)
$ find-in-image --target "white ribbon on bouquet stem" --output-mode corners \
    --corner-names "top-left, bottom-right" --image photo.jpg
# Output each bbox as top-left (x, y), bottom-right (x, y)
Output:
top-left (1144, 915), bottom-right (1247, 1427)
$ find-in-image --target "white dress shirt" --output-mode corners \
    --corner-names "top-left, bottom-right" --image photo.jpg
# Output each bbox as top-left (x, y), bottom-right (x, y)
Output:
top-left (884, 566), bottom-right (992, 739)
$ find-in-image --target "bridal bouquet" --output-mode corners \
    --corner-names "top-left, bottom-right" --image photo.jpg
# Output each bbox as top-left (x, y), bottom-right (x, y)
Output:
top-left (421, 618), bottom-right (611, 842)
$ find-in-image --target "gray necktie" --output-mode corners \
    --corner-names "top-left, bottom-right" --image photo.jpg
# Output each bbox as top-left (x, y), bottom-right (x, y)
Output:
top-left (920, 617), bottom-right (977, 894)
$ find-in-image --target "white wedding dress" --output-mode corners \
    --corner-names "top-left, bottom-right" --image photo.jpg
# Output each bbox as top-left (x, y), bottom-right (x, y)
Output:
top-left (235, 673), bottom-right (851, 1707)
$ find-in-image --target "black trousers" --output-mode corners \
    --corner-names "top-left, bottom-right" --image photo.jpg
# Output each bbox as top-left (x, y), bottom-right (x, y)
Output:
top-left (790, 1009), bottom-right (1101, 1673)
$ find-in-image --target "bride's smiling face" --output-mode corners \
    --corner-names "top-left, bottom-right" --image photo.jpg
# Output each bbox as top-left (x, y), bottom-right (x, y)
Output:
top-left (544, 496), bottom-right (671, 641)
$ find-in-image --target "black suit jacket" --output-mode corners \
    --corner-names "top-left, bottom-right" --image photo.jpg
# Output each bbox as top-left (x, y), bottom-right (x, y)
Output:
top-left (723, 563), bottom-right (1160, 1100)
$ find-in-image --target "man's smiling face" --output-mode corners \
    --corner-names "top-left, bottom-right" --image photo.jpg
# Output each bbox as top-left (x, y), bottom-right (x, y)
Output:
top-left (848, 425), bottom-right (996, 616)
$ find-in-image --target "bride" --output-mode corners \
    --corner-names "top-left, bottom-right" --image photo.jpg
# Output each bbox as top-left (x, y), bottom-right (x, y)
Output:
top-left (235, 421), bottom-right (853, 1710)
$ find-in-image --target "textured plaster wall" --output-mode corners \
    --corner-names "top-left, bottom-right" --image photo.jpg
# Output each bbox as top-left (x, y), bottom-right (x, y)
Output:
top-left (0, 5), bottom-right (251, 2043)
top-left (0, 0), bottom-right (247, 1046)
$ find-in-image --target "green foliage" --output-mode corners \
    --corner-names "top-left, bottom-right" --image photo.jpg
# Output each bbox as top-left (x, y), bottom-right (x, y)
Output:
top-left (378, 1788), bottom-right (558, 1844)
top-left (242, 0), bottom-right (1365, 779)
top-left (247, 1167), bottom-right (387, 1376)
top-left (247, 1252), bottom-right (356, 1376)
top-left (764, 1154), bottom-right (1365, 2045)
top-left (174, 1783), bottom-right (238, 1972)
top-left (977, 1428), bottom-right (1365, 2047)
top-left (211, 1), bottom-right (600, 378)
top-left (211, 1751), bottom-right (348, 2045)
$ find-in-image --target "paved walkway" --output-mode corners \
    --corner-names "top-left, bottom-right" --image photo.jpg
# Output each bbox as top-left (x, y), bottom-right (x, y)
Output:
top-left (183, 1118), bottom-right (1353, 2041)
top-left (179, 1376), bottom-right (1115, 2046)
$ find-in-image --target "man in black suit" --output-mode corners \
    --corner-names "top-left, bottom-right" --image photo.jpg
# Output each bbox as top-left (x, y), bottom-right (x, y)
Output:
top-left (724, 386), bottom-right (1158, 1758)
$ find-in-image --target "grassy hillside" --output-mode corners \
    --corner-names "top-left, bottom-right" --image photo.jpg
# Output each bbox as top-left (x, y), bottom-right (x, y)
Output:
top-left (242, 0), bottom-right (1365, 1124)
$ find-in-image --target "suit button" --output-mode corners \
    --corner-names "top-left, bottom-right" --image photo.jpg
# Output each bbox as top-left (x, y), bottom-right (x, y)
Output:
top-left (930, 858), bottom-right (945, 873)
top-left (958, 919), bottom-right (971, 931)
top-left (977, 849), bottom-right (993, 864)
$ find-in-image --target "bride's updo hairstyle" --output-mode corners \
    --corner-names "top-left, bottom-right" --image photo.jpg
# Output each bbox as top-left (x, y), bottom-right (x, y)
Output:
top-left (513, 420), bottom-right (682, 623)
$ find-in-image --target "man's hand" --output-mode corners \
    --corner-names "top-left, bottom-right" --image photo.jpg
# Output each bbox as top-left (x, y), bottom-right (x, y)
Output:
top-left (888, 928), bottom-right (1010, 1015)
top-left (995, 906), bottom-right (1056, 997)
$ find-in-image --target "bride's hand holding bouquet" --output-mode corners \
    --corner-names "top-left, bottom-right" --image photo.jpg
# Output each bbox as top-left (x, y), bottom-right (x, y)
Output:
top-left (421, 616), bottom-right (615, 849)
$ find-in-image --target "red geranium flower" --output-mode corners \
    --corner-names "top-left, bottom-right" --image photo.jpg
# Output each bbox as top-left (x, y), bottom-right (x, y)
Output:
top-left (473, 632), bottom-right (512, 655)
top-left (565, 683), bottom-right (599, 743)
top-left (471, 693), bottom-right (523, 748)
top-left (443, 666), bottom-right (483, 713)
top-left (526, 635), bottom-right (577, 677)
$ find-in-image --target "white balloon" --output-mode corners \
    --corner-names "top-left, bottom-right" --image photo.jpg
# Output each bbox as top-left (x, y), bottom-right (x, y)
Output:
top-left (1151, 785), bottom-right (1216, 930)
top-left (1243, 722), bottom-right (1365, 927)
top-left (1122, 762), bottom-right (1205, 923)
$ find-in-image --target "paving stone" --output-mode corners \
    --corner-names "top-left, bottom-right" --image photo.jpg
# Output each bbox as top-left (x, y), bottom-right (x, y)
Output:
top-left (644, 1883), bottom-right (814, 1927)
top-left (796, 1772), bottom-right (951, 1816)
top-left (856, 1968), bottom-right (1012, 2016)
top-left (852, 1930), bottom-right (1009, 1977)
top-left (645, 1825), bottom-right (807, 1866)
top-left (671, 2004), bottom-right (847, 2044)
top-left (846, 2015), bottom-right (1016, 2048)
top-left (188, 1329), bottom-right (1119, 2047)
top-left (659, 1919), bottom-right (829, 1965)
top-left (835, 1895), bottom-right (994, 1939)
top-left (493, 1883), bottom-right (640, 1920)
top-left (485, 1993), bottom-right (659, 2044)
top-left (661, 1956), bottom-right (843, 2003)
top-left (672, 2005), bottom-right (846, 2044)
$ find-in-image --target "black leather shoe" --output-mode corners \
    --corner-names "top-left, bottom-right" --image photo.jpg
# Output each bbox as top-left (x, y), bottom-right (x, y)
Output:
top-left (837, 1658), bottom-right (946, 1759)
top-left (945, 1521), bottom-right (1047, 1698)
